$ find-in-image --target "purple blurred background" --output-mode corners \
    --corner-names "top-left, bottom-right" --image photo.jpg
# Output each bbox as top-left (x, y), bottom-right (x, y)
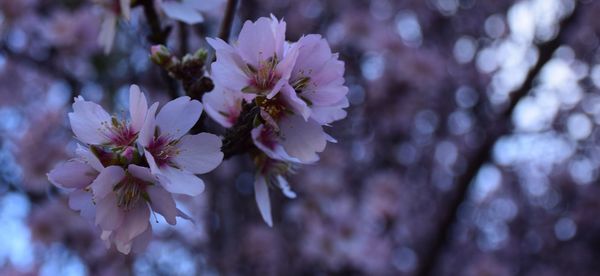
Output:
top-left (2, 0), bottom-right (600, 275)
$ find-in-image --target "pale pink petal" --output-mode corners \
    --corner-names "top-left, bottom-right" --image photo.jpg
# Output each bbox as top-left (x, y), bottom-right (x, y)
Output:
top-left (157, 166), bottom-right (205, 196)
top-left (155, 97), bottom-right (203, 140)
top-left (128, 85), bottom-right (148, 132)
top-left (144, 149), bottom-right (161, 175)
top-left (91, 166), bottom-right (125, 200)
top-left (251, 125), bottom-right (300, 163)
top-left (280, 84), bottom-right (310, 120)
top-left (131, 224), bottom-right (152, 253)
top-left (254, 175), bottom-right (272, 227)
top-left (68, 189), bottom-right (95, 221)
top-left (269, 14), bottom-right (286, 59)
top-left (173, 133), bottom-right (223, 174)
top-left (210, 62), bottom-right (250, 94)
top-left (276, 175), bottom-right (296, 198)
top-left (120, 0), bottom-right (131, 20)
top-left (236, 17), bottom-right (280, 66)
top-left (95, 193), bottom-right (125, 231)
top-left (147, 185), bottom-right (178, 225)
top-left (68, 96), bottom-right (112, 145)
top-left (161, 1), bottom-right (204, 24)
top-left (127, 164), bottom-right (156, 183)
top-left (310, 97), bottom-right (349, 125)
top-left (98, 14), bottom-right (117, 54)
top-left (267, 43), bottom-right (299, 99)
top-left (75, 144), bottom-right (104, 171)
top-left (278, 116), bottom-right (327, 164)
top-left (138, 102), bottom-right (159, 148)
top-left (114, 202), bottom-right (150, 251)
top-left (48, 160), bottom-right (97, 189)
top-left (202, 87), bottom-right (243, 128)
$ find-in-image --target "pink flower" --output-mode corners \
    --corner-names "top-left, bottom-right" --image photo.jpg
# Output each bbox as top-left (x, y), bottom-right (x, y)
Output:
top-left (207, 15), bottom-right (299, 100)
top-left (49, 84), bottom-right (220, 253)
top-left (68, 84), bottom-right (147, 148)
top-left (97, 0), bottom-right (131, 54)
top-left (139, 96), bottom-right (224, 196)
top-left (204, 15), bottom-right (348, 226)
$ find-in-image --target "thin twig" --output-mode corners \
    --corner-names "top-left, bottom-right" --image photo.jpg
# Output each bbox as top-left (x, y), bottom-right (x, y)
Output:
top-left (416, 4), bottom-right (582, 276)
top-left (218, 0), bottom-right (239, 41)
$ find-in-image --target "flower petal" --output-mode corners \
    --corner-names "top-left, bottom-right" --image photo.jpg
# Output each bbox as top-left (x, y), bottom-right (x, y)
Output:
top-left (157, 166), bottom-right (205, 196)
top-left (48, 160), bottom-right (97, 189)
top-left (98, 14), bottom-right (117, 54)
top-left (95, 193), bottom-right (124, 231)
top-left (202, 87), bottom-right (243, 128)
top-left (147, 185), bottom-right (178, 225)
top-left (173, 133), bottom-right (223, 174)
top-left (254, 175), bottom-right (273, 227)
top-left (68, 96), bottom-right (112, 145)
top-left (128, 85), bottom-right (148, 132)
top-left (161, 1), bottom-right (204, 24)
top-left (90, 166), bottom-right (125, 200)
top-left (127, 164), bottom-right (156, 183)
top-left (155, 97), bottom-right (202, 140)
top-left (278, 116), bottom-right (327, 164)
top-left (68, 189), bottom-right (95, 221)
top-left (131, 224), bottom-right (152, 253)
top-left (276, 175), bottom-right (296, 198)
top-left (251, 125), bottom-right (300, 163)
top-left (280, 84), bottom-right (310, 120)
top-left (138, 102), bottom-right (159, 148)
top-left (236, 17), bottom-right (281, 66)
top-left (114, 202), bottom-right (150, 251)
top-left (75, 144), bottom-right (104, 172)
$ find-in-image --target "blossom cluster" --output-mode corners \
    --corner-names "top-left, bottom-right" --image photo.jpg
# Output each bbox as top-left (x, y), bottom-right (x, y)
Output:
top-left (47, 15), bottom-right (346, 253)
top-left (203, 15), bottom-right (348, 226)
top-left (48, 85), bottom-right (223, 253)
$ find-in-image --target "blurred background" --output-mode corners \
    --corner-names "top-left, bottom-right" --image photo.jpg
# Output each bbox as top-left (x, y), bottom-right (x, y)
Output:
top-left (2, 0), bottom-right (600, 275)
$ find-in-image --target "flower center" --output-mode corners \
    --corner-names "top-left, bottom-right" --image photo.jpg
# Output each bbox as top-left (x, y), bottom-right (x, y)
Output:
top-left (147, 137), bottom-right (180, 167)
top-left (113, 174), bottom-right (149, 211)
top-left (243, 56), bottom-right (280, 94)
top-left (100, 117), bottom-right (138, 147)
top-left (255, 95), bottom-right (287, 121)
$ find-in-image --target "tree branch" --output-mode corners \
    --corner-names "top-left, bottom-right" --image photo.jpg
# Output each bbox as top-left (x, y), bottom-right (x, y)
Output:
top-left (218, 0), bottom-right (239, 41)
top-left (416, 4), bottom-right (582, 276)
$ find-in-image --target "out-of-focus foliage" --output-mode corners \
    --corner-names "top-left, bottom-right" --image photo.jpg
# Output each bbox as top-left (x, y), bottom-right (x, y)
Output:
top-left (1, 0), bottom-right (600, 275)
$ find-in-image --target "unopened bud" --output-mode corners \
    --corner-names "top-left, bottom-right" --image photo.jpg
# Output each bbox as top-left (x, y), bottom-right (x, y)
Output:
top-left (150, 45), bottom-right (173, 66)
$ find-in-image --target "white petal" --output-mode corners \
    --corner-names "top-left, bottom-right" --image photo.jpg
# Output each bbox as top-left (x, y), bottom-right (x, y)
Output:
top-left (173, 133), bottom-right (223, 174)
top-left (68, 189), bottom-right (95, 221)
top-left (156, 97), bottom-right (202, 140)
top-left (147, 185), bottom-right (178, 225)
top-left (48, 160), bottom-right (97, 189)
top-left (161, 2), bottom-right (204, 24)
top-left (98, 14), bottom-right (117, 54)
top-left (75, 144), bottom-right (104, 171)
top-left (128, 85), bottom-right (148, 132)
top-left (309, 97), bottom-right (349, 125)
top-left (91, 166), bottom-right (125, 200)
top-left (254, 175), bottom-right (272, 227)
top-left (131, 224), bottom-right (152, 253)
top-left (279, 116), bottom-right (327, 164)
top-left (202, 87), bottom-right (243, 128)
top-left (127, 164), bottom-right (156, 183)
top-left (68, 96), bottom-right (112, 145)
top-left (144, 149), bottom-right (161, 175)
top-left (251, 125), bottom-right (300, 163)
top-left (138, 102), bottom-right (159, 148)
top-left (157, 166), bottom-right (205, 196)
top-left (276, 175), bottom-right (296, 198)
top-left (280, 84), bottom-right (310, 120)
top-left (236, 17), bottom-right (280, 67)
top-left (95, 193), bottom-right (125, 231)
top-left (114, 202), bottom-right (150, 249)
top-left (120, 0), bottom-right (131, 20)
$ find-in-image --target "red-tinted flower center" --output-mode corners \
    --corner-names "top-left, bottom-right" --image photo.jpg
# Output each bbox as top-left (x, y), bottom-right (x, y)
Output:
top-left (244, 57), bottom-right (280, 93)
top-left (147, 136), bottom-right (180, 167)
top-left (113, 174), bottom-right (149, 211)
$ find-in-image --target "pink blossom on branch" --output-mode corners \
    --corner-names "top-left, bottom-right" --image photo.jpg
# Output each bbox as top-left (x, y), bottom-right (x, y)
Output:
top-left (203, 15), bottom-right (348, 226)
top-left (48, 85), bottom-right (223, 254)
